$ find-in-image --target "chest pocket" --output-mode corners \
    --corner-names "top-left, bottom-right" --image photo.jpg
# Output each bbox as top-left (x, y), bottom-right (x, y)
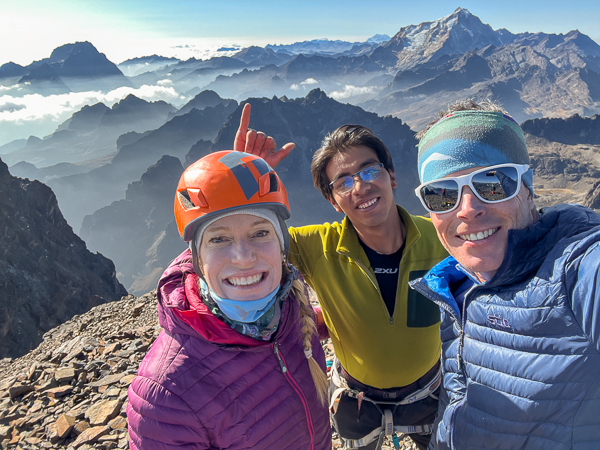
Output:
top-left (407, 270), bottom-right (440, 327)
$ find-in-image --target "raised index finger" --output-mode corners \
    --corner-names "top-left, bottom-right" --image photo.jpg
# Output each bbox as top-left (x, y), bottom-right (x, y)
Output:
top-left (234, 103), bottom-right (251, 152)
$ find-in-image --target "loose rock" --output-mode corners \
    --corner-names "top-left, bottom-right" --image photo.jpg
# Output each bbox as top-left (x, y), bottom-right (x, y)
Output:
top-left (0, 290), bottom-right (413, 449)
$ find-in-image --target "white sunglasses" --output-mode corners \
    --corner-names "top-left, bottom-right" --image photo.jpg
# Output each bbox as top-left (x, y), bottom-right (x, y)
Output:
top-left (415, 163), bottom-right (530, 214)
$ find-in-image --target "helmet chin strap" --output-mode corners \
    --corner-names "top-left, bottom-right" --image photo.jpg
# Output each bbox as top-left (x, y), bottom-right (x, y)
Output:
top-left (190, 239), bottom-right (204, 279)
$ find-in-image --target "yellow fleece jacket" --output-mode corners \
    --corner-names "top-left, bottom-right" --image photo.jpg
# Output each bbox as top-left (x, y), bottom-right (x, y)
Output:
top-left (289, 206), bottom-right (448, 389)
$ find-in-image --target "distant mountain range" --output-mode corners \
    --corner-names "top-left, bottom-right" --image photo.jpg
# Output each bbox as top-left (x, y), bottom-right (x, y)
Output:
top-left (61, 88), bottom-right (420, 294)
top-left (3, 8), bottom-right (600, 141)
top-left (117, 54), bottom-right (180, 77)
top-left (187, 8), bottom-right (600, 127)
top-left (3, 94), bottom-right (175, 168)
top-left (266, 35), bottom-right (390, 56)
top-left (45, 96), bottom-right (238, 230)
top-left (3, 7), bottom-right (600, 296)
top-left (0, 41), bottom-right (130, 95)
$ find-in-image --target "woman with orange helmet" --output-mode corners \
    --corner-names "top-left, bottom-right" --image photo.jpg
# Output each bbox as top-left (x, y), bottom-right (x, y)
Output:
top-left (126, 151), bottom-right (331, 450)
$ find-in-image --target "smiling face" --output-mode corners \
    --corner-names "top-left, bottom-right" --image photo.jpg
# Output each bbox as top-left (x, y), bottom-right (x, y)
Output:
top-left (430, 166), bottom-right (539, 282)
top-left (199, 214), bottom-right (283, 301)
top-left (325, 145), bottom-right (398, 233)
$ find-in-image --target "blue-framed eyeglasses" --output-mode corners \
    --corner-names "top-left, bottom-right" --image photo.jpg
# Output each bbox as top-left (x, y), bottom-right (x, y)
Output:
top-left (329, 163), bottom-right (385, 196)
top-left (414, 163), bottom-right (530, 214)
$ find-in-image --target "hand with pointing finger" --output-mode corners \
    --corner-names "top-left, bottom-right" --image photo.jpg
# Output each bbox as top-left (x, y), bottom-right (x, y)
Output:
top-left (233, 103), bottom-right (295, 168)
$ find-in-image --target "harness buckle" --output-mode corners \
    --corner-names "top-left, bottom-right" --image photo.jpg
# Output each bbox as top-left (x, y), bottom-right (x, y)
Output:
top-left (330, 358), bottom-right (438, 449)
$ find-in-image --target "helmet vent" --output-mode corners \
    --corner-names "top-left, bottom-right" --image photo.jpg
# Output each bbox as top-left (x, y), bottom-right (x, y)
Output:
top-left (178, 190), bottom-right (195, 209)
top-left (269, 173), bottom-right (279, 193)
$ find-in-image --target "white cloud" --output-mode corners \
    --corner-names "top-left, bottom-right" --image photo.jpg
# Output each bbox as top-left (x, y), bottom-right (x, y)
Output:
top-left (0, 84), bottom-right (184, 125)
top-left (291, 77), bottom-right (319, 90)
top-left (0, 84), bottom-right (21, 92)
top-left (301, 78), bottom-right (318, 85)
top-left (329, 84), bottom-right (376, 100)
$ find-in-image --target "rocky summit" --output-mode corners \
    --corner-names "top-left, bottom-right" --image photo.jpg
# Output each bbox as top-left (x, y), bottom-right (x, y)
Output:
top-left (0, 292), bottom-right (159, 449)
top-left (0, 157), bottom-right (127, 359)
top-left (0, 290), bottom-right (416, 450)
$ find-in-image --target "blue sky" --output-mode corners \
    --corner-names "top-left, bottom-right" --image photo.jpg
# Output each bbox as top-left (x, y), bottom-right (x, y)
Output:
top-left (1, 0), bottom-right (600, 65)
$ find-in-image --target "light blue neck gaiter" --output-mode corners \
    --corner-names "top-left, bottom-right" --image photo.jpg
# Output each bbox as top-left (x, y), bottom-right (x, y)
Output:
top-left (199, 279), bottom-right (279, 323)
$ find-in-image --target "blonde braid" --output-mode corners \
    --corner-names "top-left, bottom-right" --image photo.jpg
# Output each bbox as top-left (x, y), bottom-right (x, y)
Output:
top-left (286, 266), bottom-right (328, 406)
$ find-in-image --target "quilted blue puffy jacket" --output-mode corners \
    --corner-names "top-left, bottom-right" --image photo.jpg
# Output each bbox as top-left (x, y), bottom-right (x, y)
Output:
top-left (411, 204), bottom-right (600, 450)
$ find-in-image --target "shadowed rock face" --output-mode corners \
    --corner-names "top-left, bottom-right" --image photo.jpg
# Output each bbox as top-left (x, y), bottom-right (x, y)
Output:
top-left (0, 157), bottom-right (127, 359)
top-left (522, 114), bottom-right (600, 145)
top-left (584, 181), bottom-right (600, 209)
top-left (212, 89), bottom-right (423, 223)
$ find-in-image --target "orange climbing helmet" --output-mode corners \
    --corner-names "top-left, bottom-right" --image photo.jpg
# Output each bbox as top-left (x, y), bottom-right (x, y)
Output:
top-left (175, 150), bottom-right (290, 248)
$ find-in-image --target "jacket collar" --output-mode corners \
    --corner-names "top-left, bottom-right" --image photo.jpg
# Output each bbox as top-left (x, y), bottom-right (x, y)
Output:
top-left (490, 204), bottom-right (600, 287)
top-left (420, 204), bottom-right (600, 303)
top-left (336, 205), bottom-right (421, 258)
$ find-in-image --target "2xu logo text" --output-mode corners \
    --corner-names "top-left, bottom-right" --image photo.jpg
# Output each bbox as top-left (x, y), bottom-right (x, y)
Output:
top-left (374, 268), bottom-right (398, 274)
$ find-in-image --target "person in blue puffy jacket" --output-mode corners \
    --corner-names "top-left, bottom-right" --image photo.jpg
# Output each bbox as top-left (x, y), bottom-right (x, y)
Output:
top-left (410, 100), bottom-right (600, 450)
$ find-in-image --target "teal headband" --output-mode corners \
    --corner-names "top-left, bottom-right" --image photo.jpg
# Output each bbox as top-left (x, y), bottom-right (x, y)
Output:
top-left (417, 110), bottom-right (533, 194)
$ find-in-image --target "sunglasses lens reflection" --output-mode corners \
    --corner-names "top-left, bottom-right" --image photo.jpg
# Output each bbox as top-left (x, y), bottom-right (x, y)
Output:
top-left (420, 180), bottom-right (459, 212)
top-left (472, 167), bottom-right (519, 201)
top-left (420, 166), bottom-right (520, 212)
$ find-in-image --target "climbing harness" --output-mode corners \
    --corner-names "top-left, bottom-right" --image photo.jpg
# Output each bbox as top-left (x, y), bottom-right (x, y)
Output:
top-left (329, 358), bottom-right (441, 449)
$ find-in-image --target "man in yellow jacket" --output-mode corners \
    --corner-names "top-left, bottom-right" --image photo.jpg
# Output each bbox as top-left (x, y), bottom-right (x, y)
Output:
top-left (234, 104), bottom-right (447, 450)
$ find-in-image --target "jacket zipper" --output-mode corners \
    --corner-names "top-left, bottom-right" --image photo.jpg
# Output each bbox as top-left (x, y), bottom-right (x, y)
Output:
top-left (414, 276), bottom-right (488, 449)
top-left (411, 279), bottom-right (471, 450)
top-left (272, 341), bottom-right (315, 450)
top-left (457, 284), bottom-right (478, 371)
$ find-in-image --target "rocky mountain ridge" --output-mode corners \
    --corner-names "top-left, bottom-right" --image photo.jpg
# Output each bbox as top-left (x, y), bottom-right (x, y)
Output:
top-left (3, 95), bottom-right (176, 169)
top-left (0, 42), bottom-right (129, 95)
top-left (522, 113), bottom-right (600, 145)
top-left (371, 8), bottom-right (506, 69)
top-left (0, 292), bottom-right (159, 449)
top-left (0, 157), bottom-right (127, 359)
top-left (76, 89), bottom-right (421, 294)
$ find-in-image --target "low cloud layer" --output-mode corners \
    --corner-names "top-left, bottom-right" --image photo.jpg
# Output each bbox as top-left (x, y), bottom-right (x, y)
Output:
top-left (0, 84), bottom-right (186, 146)
top-left (290, 78), bottom-right (319, 91)
top-left (0, 84), bottom-right (184, 124)
top-left (329, 85), bottom-right (376, 101)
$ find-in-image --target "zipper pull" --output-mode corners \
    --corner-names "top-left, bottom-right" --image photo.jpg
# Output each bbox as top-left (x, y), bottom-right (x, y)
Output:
top-left (273, 341), bottom-right (287, 373)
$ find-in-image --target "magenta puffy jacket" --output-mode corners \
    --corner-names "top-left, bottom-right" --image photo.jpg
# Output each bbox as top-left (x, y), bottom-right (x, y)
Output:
top-left (127, 250), bottom-right (331, 450)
